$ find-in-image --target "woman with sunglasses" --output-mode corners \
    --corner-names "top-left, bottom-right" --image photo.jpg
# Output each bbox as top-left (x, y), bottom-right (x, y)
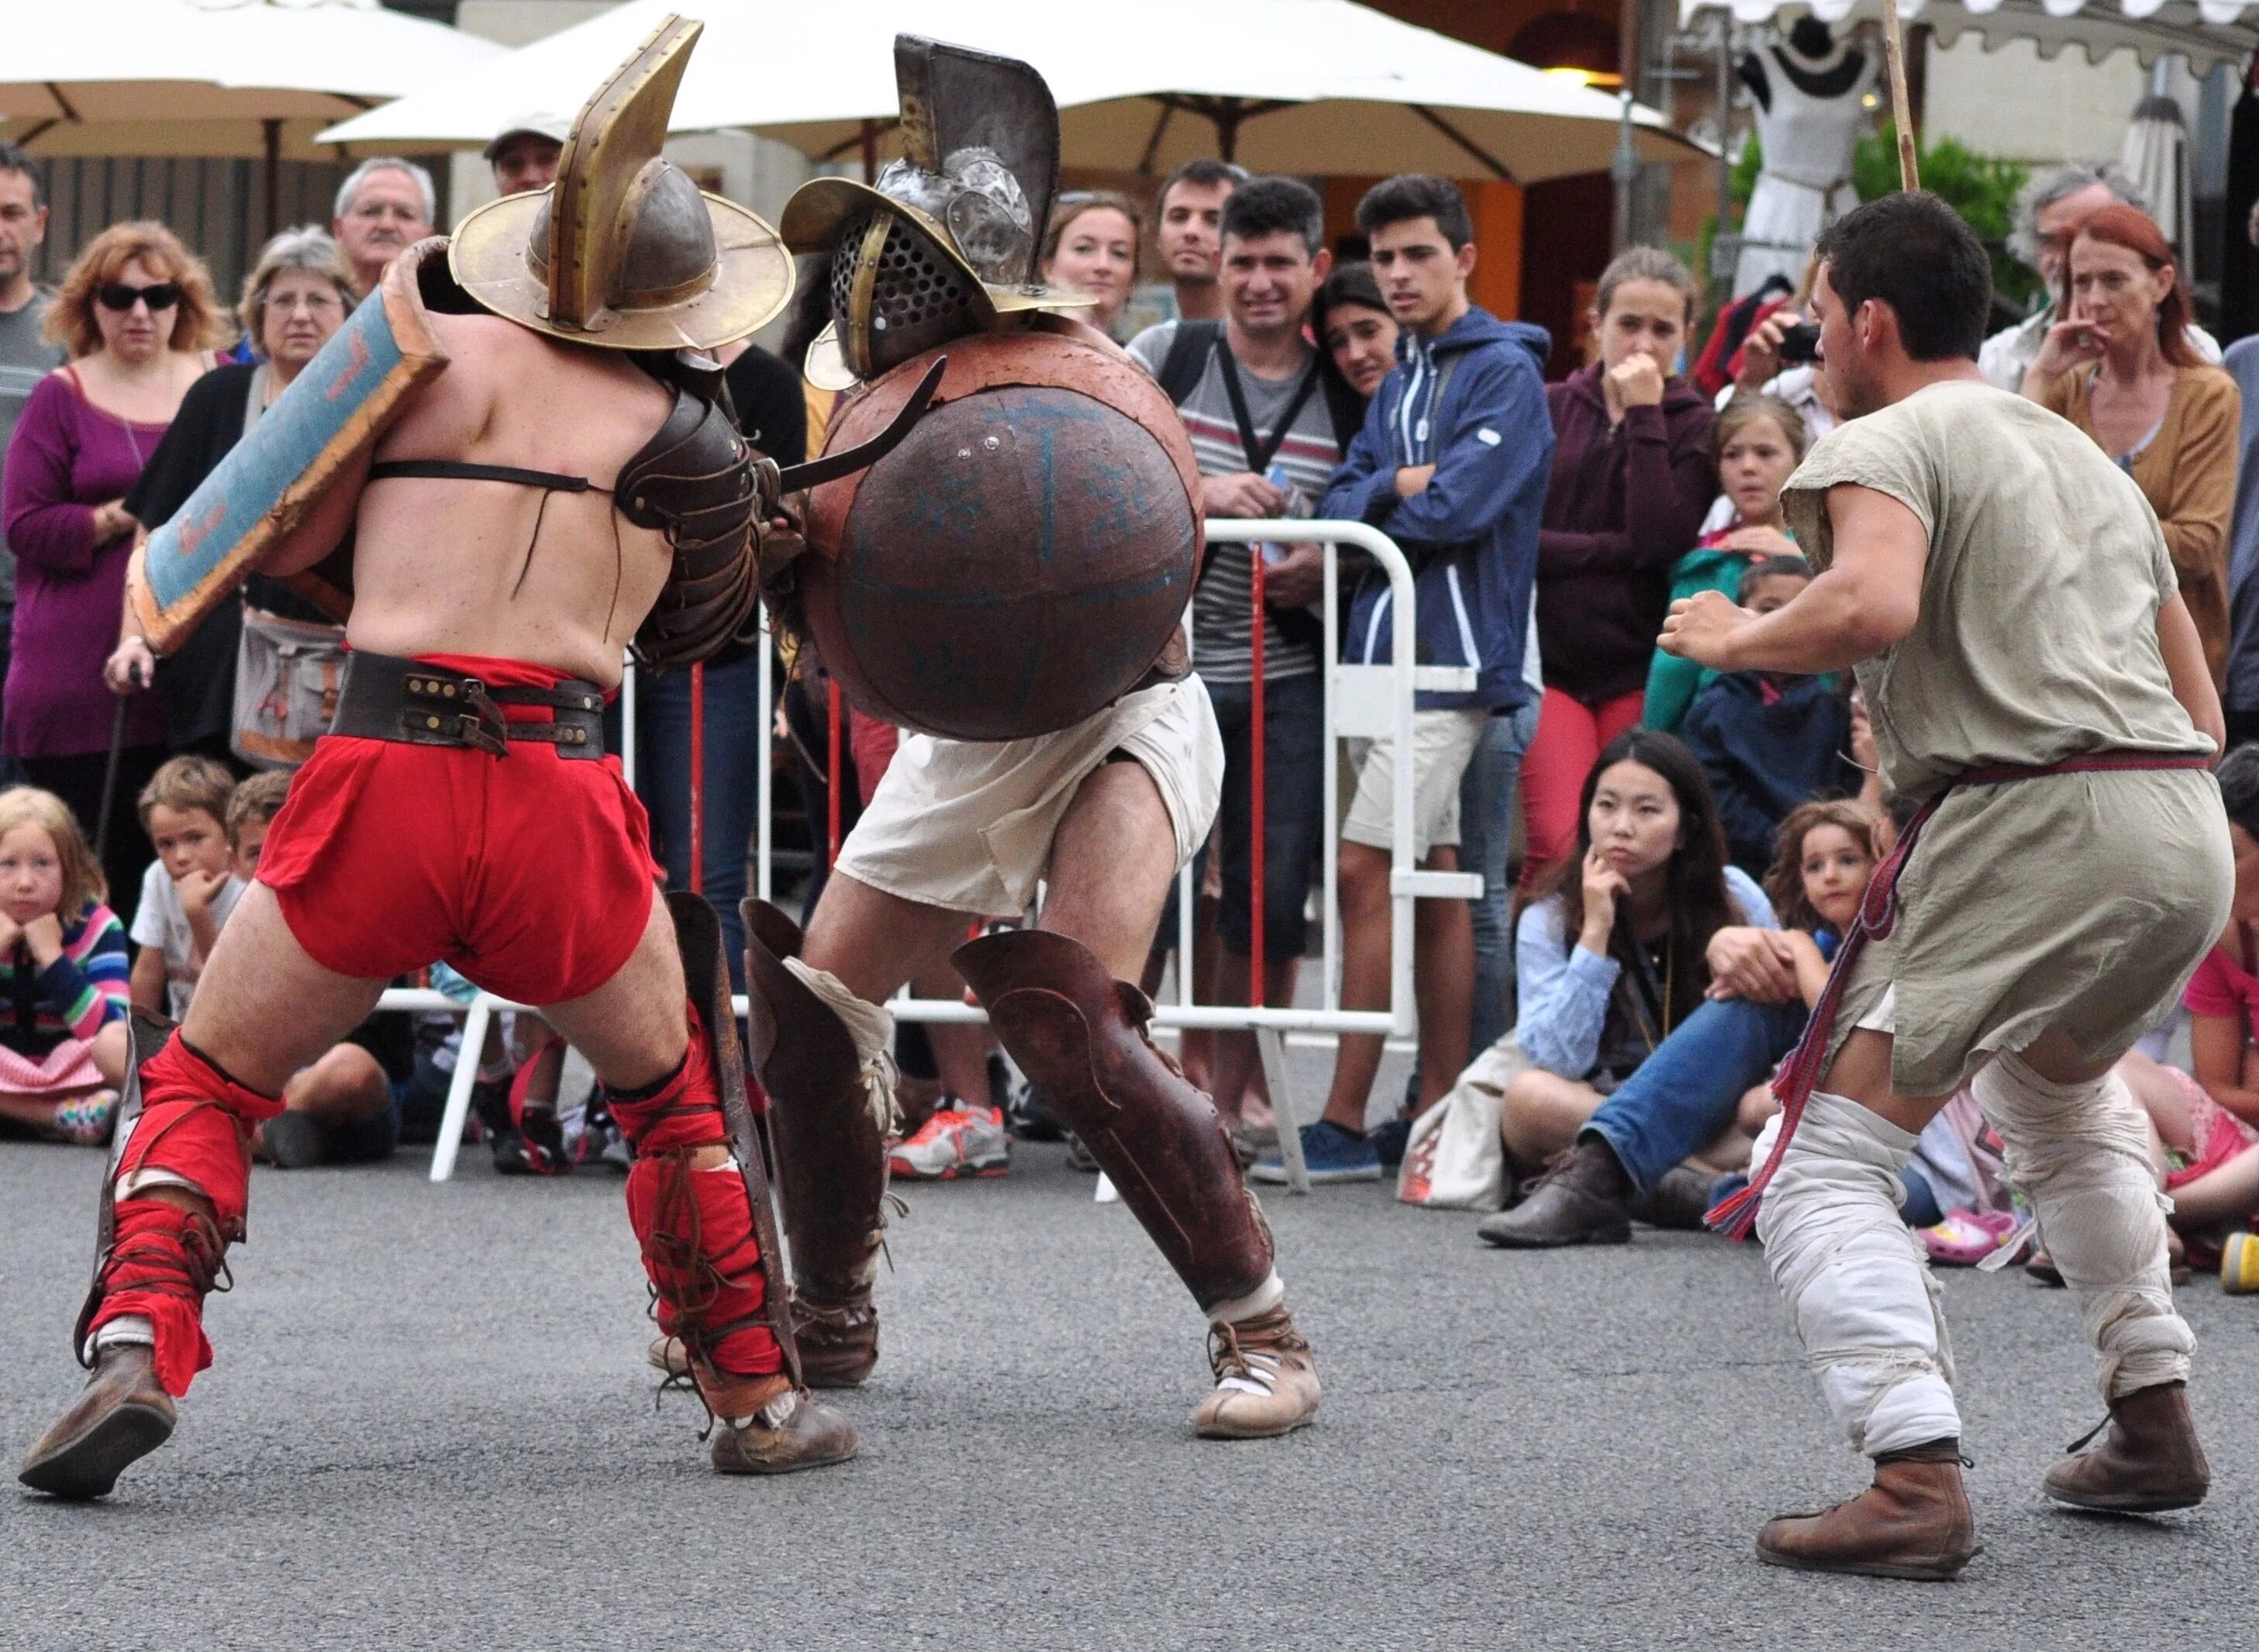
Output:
top-left (0, 221), bottom-right (221, 924)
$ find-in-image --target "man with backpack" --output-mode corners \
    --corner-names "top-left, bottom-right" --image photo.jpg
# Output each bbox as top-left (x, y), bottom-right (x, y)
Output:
top-left (1128, 176), bottom-right (1361, 1140)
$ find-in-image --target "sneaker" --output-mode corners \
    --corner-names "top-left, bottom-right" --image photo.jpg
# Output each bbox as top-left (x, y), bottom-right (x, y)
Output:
top-left (1064, 1132), bottom-right (1099, 1172)
top-left (1250, 1119), bottom-right (1382, 1185)
top-left (260, 1110), bottom-right (329, 1171)
top-left (1008, 1081), bottom-right (1067, 1142)
top-left (1367, 1114), bottom-right (1412, 1173)
top-left (887, 1102), bottom-right (1009, 1180)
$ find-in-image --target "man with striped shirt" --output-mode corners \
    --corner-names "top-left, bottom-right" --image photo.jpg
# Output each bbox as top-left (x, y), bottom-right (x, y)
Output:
top-left (1127, 177), bottom-right (1357, 1140)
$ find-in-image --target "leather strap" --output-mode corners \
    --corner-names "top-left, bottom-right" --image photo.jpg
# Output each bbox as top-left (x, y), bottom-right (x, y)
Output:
top-left (329, 651), bottom-right (605, 759)
top-left (367, 458), bottom-right (596, 492)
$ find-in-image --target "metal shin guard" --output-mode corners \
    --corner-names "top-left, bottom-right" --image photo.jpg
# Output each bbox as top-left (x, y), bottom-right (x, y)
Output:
top-left (667, 892), bottom-right (802, 1389)
top-left (954, 929), bottom-right (1275, 1313)
top-left (741, 898), bottom-right (890, 1306)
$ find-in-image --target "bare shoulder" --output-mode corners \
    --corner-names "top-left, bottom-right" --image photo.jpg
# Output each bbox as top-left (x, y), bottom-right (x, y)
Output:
top-left (423, 311), bottom-right (557, 374)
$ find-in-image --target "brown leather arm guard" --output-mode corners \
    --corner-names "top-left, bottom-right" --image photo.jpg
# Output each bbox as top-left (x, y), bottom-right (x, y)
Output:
top-left (620, 354), bottom-right (770, 669)
top-left (742, 900), bottom-right (893, 1312)
top-left (954, 929), bottom-right (1277, 1313)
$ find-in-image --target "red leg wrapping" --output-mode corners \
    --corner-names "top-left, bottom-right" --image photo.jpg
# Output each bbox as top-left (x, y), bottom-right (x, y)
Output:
top-left (92, 1037), bottom-right (278, 1397)
top-left (611, 1003), bottom-right (781, 1381)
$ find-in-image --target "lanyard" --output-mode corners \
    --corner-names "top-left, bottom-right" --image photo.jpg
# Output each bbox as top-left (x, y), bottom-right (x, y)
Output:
top-left (1215, 344), bottom-right (1320, 477)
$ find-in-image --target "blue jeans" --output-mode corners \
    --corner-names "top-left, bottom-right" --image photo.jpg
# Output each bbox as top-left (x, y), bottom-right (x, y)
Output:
top-left (1459, 699), bottom-right (1540, 1055)
top-left (636, 650), bottom-right (767, 994)
top-left (1582, 994), bottom-right (1809, 1193)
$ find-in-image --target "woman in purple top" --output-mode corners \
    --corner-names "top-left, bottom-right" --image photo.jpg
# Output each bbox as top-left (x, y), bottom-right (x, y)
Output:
top-left (2, 221), bottom-right (219, 923)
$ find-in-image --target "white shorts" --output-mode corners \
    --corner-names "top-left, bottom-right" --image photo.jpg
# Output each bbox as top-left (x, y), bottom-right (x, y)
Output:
top-left (1340, 708), bottom-right (1488, 859)
top-left (835, 676), bottom-right (1223, 916)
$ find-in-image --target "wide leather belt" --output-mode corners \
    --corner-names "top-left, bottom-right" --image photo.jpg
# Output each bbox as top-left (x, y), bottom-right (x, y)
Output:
top-left (329, 651), bottom-right (606, 760)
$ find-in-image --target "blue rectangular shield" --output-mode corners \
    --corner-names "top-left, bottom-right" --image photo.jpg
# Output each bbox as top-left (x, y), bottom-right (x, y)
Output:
top-left (129, 245), bottom-right (450, 652)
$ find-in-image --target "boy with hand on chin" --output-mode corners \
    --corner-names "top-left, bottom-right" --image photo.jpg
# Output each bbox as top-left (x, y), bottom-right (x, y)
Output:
top-left (128, 757), bottom-right (243, 1023)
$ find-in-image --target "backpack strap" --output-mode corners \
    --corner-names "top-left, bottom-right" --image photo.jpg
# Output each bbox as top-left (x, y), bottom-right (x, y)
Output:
top-left (1156, 319), bottom-right (1223, 407)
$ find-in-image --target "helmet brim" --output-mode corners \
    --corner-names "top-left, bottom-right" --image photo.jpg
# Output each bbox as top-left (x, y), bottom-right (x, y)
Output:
top-left (450, 185), bottom-right (794, 352)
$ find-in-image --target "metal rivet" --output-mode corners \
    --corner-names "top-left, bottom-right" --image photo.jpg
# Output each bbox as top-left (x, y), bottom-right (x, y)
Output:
top-left (426, 716), bottom-right (441, 729)
top-left (443, 684), bottom-right (457, 698)
top-left (982, 436), bottom-right (1001, 451)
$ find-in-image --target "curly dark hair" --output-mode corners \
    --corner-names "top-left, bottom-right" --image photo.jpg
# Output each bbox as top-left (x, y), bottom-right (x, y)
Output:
top-left (1763, 798), bottom-right (1887, 935)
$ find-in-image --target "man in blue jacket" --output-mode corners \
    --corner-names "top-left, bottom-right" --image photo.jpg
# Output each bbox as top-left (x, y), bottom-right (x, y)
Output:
top-left (1254, 174), bottom-right (1553, 1185)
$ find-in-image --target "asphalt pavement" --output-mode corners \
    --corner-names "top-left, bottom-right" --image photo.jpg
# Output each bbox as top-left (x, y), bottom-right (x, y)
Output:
top-left (3, 1041), bottom-right (2256, 1651)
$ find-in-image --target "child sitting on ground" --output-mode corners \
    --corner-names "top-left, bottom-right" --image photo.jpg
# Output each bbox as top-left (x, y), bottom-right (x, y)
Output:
top-left (128, 755), bottom-right (244, 1022)
top-left (1679, 556), bottom-right (1859, 878)
top-left (0, 787), bottom-right (131, 1144)
top-left (1719, 800), bottom-right (2012, 1250)
top-left (223, 769), bottom-right (400, 1169)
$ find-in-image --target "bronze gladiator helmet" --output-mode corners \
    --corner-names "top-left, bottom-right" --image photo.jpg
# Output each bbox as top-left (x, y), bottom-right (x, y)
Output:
top-left (779, 36), bottom-right (1092, 383)
top-left (450, 13), bottom-right (793, 351)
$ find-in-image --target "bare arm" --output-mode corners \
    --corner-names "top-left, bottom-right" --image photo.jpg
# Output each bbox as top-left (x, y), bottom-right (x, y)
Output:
top-left (1659, 484), bottom-right (1926, 675)
top-left (2157, 589), bottom-right (2224, 754)
top-left (262, 443), bottom-right (373, 578)
top-left (129, 946), bottom-right (167, 1016)
top-left (2189, 1011), bottom-right (2259, 1126)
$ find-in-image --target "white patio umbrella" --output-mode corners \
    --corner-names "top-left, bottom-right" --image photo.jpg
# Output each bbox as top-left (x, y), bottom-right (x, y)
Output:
top-left (1678, 0), bottom-right (2258, 72)
top-left (2123, 71), bottom-right (2193, 253)
top-left (318, 0), bottom-right (1703, 185)
top-left (0, 0), bottom-right (504, 169)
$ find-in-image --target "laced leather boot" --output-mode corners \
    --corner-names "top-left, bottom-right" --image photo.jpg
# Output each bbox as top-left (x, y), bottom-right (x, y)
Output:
top-left (18, 1344), bottom-right (178, 1500)
top-left (1755, 1439), bottom-right (1980, 1580)
top-left (2043, 1381), bottom-right (2209, 1512)
top-left (790, 1290), bottom-right (880, 1388)
top-left (1193, 1306), bottom-right (1320, 1439)
top-left (705, 1376), bottom-right (860, 1475)
top-left (1475, 1136), bottom-right (1633, 1247)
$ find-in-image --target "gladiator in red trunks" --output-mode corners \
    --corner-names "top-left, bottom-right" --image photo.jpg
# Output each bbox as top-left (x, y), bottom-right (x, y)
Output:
top-left (16, 17), bottom-right (928, 1499)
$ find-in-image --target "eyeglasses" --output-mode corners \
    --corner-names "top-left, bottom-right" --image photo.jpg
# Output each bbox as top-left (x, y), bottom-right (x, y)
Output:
top-left (97, 281), bottom-right (181, 313)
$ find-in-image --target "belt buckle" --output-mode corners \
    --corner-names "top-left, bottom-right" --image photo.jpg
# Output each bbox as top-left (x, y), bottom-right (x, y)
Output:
top-left (458, 681), bottom-right (510, 758)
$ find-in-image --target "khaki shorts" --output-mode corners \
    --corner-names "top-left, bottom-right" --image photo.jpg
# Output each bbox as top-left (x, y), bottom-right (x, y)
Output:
top-left (1340, 708), bottom-right (1488, 859)
top-left (836, 676), bottom-right (1223, 917)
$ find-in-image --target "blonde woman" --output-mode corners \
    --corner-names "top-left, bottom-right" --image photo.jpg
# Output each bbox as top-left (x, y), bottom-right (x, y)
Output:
top-left (0, 222), bottom-right (221, 923)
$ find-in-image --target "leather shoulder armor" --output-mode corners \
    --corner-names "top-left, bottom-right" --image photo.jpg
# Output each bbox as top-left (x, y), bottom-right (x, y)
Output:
top-left (619, 352), bottom-right (769, 669)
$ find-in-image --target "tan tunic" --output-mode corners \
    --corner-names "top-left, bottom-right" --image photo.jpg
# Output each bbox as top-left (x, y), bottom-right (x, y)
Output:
top-left (1783, 378), bottom-right (2230, 1094)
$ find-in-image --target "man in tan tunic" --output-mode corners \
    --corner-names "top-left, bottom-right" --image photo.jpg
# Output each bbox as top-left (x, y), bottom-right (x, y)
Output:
top-left (1663, 193), bottom-right (2231, 1580)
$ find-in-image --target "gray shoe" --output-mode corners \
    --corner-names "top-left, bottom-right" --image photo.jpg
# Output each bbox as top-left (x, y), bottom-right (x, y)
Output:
top-left (1626, 1164), bottom-right (1717, 1231)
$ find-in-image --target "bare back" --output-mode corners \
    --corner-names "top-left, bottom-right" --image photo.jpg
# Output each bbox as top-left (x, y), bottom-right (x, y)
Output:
top-left (294, 312), bottom-right (677, 687)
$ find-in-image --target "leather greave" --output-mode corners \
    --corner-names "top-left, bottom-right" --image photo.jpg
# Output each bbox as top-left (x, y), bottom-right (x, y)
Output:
top-left (954, 929), bottom-right (1275, 1312)
top-left (742, 899), bottom-right (891, 1305)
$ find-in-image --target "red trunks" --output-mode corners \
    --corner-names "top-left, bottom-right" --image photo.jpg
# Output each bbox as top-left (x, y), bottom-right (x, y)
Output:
top-left (257, 652), bottom-right (659, 1005)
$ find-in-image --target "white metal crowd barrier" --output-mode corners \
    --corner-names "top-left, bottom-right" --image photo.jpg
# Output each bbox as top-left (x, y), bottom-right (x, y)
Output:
top-left (405, 519), bottom-right (1474, 1192)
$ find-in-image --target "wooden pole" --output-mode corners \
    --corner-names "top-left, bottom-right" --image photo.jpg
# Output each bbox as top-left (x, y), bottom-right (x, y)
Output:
top-left (1879, 0), bottom-right (1919, 191)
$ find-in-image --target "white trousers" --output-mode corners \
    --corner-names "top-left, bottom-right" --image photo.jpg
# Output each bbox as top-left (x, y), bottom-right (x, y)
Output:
top-left (1758, 1057), bottom-right (2195, 1459)
top-left (1970, 1053), bottom-right (2192, 1399)
top-left (1754, 1090), bottom-right (1961, 1457)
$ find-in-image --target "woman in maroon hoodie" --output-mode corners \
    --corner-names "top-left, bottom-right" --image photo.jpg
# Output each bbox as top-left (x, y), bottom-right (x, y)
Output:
top-left (1522, 247), bottom-right (1718, 890)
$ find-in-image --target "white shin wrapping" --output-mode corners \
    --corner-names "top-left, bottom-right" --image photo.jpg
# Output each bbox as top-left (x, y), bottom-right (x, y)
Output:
top-left (1755, 1090), bottom-right (1963, 1457)
top-left (1971, 1053), bottom-right (2192, 1400)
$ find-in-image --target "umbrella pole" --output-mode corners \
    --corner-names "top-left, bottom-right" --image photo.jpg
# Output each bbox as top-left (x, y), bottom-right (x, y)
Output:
top-left (1880, 0), bottom-right (1920, 191)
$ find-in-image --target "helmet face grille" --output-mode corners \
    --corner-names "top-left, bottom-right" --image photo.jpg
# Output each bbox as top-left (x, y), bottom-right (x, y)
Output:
top-left (832, 210), bottom-right (978, 378)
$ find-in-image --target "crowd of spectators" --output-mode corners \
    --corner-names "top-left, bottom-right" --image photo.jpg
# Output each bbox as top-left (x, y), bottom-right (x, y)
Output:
top-left (7, 127), bottom-right (2259, 1295)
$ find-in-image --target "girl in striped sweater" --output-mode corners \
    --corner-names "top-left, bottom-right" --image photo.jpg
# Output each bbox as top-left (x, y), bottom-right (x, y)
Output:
top-left (0, 786), bottom-right (130, 1144)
